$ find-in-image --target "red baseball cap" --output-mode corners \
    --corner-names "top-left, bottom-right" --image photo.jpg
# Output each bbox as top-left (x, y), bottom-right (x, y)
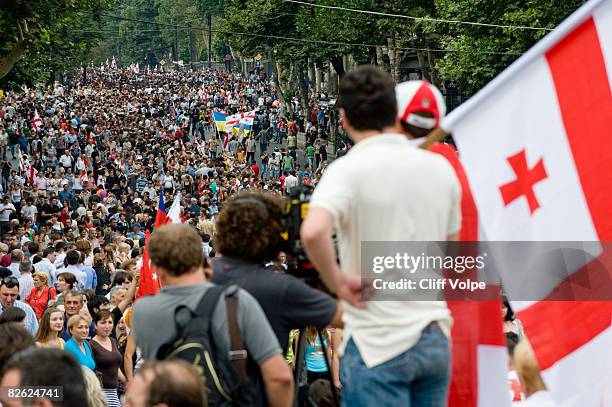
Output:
top-left (396, 80), bottom-right (446, 130)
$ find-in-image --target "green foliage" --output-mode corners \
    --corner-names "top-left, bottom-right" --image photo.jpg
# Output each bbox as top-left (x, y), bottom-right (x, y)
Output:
top-left (0, 0), bottom-right (113, 88)
top-left (1, 0), bottom-right (591, 95)
top-left (433, 0), bottom-right (588, 91)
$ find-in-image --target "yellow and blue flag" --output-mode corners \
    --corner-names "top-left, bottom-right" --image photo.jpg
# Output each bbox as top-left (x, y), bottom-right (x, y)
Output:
top-left (213, 110), bottom-right (228, 132)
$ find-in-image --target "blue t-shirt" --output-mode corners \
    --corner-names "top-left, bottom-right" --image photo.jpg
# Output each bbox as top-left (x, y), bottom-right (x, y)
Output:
top-left (305, 337), bottom-right (329, 373)
top-left (65, 339), bottom-right (96, 370)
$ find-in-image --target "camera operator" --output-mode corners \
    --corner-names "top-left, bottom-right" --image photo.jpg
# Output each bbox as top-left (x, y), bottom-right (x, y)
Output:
top-left (211, 191), bottom-right (343, 355)
top-left (301, 66), bottom-right (461, 406)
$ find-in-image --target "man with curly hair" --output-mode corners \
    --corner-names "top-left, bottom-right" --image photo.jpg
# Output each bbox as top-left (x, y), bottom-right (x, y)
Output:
top-left (211, 191), bottom-right (342, 355)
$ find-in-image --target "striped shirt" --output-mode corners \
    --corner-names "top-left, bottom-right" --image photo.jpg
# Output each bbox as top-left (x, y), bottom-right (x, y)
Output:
top-left (19, 273), bottom-right (35, 301)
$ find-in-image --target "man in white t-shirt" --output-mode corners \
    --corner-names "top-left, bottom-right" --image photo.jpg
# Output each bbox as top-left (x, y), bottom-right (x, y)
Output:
top-left (0, 196), bottom-right (16, 235)
top-left (284, 170), bottom-right (298, 194)
top-left (301, 66), bottom-right (461, 406)
top-left (20, 197), bottom-right (38, 223)
top-left (59, 150), bottom-right (73, 170)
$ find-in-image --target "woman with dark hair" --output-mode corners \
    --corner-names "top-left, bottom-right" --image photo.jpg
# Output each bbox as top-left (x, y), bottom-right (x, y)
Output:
top-left (502, 296), bottom-right (524, 336)
top-left (52, 271), bottom-right (77, 306)
top-left (98, 245), bottom-right (117, 274)
top-left (93, 254), bottom-right (111, 295)
top-left (90, 309), bottom-right (124, 407)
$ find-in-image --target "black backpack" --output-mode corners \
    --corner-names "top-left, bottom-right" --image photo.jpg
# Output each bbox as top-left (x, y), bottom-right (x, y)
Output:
top-left (157, 285), bottom-right (263, 406)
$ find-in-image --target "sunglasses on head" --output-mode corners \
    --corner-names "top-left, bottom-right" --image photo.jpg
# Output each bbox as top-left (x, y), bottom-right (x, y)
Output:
top-left (1, 276), bottom-right (19, 288)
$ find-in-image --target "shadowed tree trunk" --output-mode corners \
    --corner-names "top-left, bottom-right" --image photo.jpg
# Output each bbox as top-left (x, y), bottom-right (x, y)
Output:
top-left (0, 20), bottom-right (33, 80)
top-left (330, 55), bottom-right (345, 78)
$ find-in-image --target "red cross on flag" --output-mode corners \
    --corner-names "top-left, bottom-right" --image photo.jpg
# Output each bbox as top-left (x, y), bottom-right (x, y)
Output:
top-left (442, 1), bottom-right (612, 406)
top-left (31, 109), bottom-right (43, 131)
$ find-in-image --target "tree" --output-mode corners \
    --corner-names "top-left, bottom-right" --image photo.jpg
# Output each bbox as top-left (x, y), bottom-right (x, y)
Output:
top-left (0, 0), bottom-right (111, 82)
top-left (433, 0), bottom-right (587, 91)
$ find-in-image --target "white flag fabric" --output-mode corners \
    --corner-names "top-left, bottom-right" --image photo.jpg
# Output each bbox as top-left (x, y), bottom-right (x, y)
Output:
top-left (166, 193), bottom-right (182, 224)
top-left (442, 1), bottom-right (612, 406)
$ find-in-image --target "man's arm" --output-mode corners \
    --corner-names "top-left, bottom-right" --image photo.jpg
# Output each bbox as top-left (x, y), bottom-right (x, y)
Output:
top-left (301, 208), bottom-right (365, 307)
top-left (300, 208), bottom-right (343, 292)
top-left (331, 328), bottom-right (343, 390)
top-left (260, 354), bottom-right (293, 407)
top-left (117, 269), bottom-right (139, 312)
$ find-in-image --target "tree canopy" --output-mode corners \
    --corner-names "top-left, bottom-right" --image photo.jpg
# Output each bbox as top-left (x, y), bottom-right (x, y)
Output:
top-left (1, 0), bottom-right (588, 96)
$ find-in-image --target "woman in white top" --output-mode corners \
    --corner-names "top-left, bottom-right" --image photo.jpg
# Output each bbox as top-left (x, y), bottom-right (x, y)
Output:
top-left (163, 174), bottom-right (174, 192)
top-left (10, 183), bottom-right (21, 206)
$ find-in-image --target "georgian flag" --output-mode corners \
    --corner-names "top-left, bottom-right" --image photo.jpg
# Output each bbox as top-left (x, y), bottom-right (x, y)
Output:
top-left (31, 110), bottom-right (43, 131)
top-left (226, 110), bottom-right (256, 134)
top-left (442, 1), bottom-right (612, 406)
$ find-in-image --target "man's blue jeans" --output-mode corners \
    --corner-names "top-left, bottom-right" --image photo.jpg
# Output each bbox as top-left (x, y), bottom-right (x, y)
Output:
top-left (340, 322), bottom-right (450, 407)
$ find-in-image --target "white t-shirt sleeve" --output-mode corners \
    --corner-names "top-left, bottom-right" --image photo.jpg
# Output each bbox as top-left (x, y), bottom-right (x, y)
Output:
top-left (309, 162), bottom-right (352, 225)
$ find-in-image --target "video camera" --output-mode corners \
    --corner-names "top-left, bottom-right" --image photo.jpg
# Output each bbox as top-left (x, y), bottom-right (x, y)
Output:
top-left (280, 184), bottom-right (321, 287)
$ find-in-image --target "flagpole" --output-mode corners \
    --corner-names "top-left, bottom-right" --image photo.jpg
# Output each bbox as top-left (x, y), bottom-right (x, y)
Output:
top-left (441, 0), bottom-right (606, 133)
top-left (420, 127), bottom-right (449, 150)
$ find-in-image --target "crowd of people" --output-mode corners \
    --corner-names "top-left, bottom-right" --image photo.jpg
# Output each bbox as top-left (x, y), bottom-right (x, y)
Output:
top-left (0, 63), bottom-right (544, 407)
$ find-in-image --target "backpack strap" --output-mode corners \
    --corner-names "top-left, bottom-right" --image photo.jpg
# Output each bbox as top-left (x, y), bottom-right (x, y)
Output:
top-left (175, 285), bottom-right (225, 335)
top-left (194, 284), bottom-right (226, 324)
top-left (225, 286), bottom-right (248, 381)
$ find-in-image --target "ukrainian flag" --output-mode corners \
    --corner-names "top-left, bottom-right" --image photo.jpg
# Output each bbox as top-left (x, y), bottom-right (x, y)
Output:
top-left (213, 110), bottom-right (228, 132)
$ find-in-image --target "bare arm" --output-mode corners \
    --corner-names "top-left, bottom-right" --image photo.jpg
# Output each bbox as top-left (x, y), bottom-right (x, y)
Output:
top-left (329, 301), bottom-right (344, 329)
top-left (301, 208), bottom-right (365, 307)
top-left (124, 333), bottom-right (136, 382)
top-left (117, 271), bottom-right (139, 313)
top-left (331, 329), bottom-right (343, 390)
top-left (300, 208), bottom-right (342, 292)
top-left (260, 354), bottom-right (294, 407)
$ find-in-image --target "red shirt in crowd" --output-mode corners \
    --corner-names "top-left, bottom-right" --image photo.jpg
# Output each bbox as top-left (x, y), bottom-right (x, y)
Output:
top-left (26, 286), bottom-right (57, 319)
top-left (251, 164), bottom-right (260, 179)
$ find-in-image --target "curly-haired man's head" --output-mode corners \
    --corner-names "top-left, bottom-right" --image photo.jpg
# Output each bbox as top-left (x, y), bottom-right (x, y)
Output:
top-left (215, 191), bottom-right (284, 263)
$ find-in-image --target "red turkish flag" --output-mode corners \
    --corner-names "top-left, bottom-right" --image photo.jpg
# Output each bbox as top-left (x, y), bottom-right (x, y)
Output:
top-left (136, 230), bottom-right (160, 299)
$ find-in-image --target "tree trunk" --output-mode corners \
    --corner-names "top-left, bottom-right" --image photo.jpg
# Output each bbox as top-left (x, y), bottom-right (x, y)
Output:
top-left (326, 61), bottom-right (337, 96)
top-left (387, 37), bottom-right (402, 82)
top-left (229, 46), bottom-right (241, 72)
top-left (272, 60), bottom-right (289, 112)
top-left (307, 59), bottom-right (315, 91)
top-left (376, 46), bottom-right (389, 72)
top-left (296, 62), bottom-right (310, 126)
top-left (368, 47), bottom-right (377, 65)
top-left (427, 51), bottom-right (442, 89)
top-left (330, 55), bottom-right (345, 78)
top-left (0, 39), bottom-right (29, 80)
top-left (416, 51), bottom-right (431, 82)
top-left (315, 63), bottom-right (322, 93)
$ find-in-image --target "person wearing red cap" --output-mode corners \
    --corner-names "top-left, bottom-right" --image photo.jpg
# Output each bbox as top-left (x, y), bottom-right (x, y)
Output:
top-left (302, 67), bottom-right (461, 407)
top-left (395, 80), bottom-right (478, 241)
